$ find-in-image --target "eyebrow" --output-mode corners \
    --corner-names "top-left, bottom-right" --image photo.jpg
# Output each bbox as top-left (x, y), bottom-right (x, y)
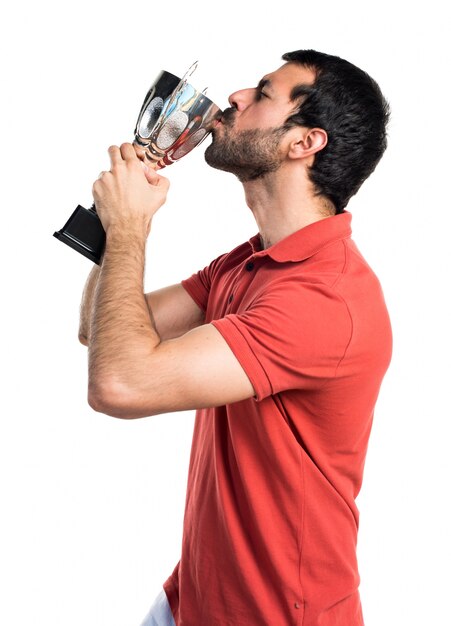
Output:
top-left (257, 77), bottom-right (313, 102)
top-left (257, 78), bottom-right (274, 93)
top-left (290, 83), bottom-right (313, 102)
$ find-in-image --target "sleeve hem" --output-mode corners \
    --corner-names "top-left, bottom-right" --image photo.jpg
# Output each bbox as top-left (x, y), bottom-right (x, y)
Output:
top-left (181, 277), bottom-right (208, 313)
top-left (211, 316), bottom-right (273, 401)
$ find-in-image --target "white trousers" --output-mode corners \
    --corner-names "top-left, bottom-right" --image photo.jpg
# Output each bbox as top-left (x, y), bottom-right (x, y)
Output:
top-left (140, 589), bottom-right (176, 626)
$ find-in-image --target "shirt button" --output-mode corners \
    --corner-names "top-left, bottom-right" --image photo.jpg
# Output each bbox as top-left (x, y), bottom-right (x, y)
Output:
top-left (228, 294), bottom-right (234, 303)
top-left (245, 261), bottom-right (255, 271)
top-left (294, 602), bottom-right (301, 609)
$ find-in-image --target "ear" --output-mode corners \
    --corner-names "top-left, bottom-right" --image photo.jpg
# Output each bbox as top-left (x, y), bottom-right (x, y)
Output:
top-left (287, 127), bottom-right (328, 160)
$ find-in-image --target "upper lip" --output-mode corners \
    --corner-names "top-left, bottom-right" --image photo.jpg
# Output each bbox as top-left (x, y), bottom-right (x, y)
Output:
top-left (220, 107), bottom-right (236, 126)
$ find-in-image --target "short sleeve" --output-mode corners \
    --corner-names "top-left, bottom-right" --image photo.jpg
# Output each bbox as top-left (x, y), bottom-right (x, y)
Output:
top-left (181, 252), bottom-right (229, 313)
top-left (211, 280), bottom-right (353, 401)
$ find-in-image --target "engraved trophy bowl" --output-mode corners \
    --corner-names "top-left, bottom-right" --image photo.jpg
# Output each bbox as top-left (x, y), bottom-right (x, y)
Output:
top-left (53, 63), bottom-right (222, 264)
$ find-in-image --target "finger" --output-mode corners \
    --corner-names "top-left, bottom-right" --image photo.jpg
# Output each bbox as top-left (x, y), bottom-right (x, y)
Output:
top-left (108, 145), bottom-right (123, 168)
top-left (132, 141), bottom-right (161, 170)
top-left (120, 142), bottom-right (139, 161)
top-left (143, 166), bottom-right (169, 187)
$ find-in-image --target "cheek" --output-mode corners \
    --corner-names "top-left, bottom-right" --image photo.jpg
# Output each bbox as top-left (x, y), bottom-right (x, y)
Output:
top-left (240, 109), bottom-right (287, 131)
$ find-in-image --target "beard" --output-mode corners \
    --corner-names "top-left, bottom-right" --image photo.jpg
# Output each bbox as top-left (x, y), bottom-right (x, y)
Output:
top-left (204, 109), bottom-right (287, 182)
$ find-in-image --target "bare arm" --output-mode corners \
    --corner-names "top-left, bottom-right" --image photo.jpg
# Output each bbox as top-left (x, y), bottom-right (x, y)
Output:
top-left (79, 265), bottom-right (101, 346)
top-left (145, 284), bottom-right (205, 341)
top-left (87, 142), bottom-right (254, 419)
top-left (88, 227), bottom-right (254, 419)
top-left (77, 155), bottom-right (201, 344)
top-left (80, 274), bottom-right (204, 347)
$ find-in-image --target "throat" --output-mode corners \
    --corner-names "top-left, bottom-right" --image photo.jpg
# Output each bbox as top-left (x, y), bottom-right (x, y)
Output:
top-left (259, 234), bottom-right (273, 250)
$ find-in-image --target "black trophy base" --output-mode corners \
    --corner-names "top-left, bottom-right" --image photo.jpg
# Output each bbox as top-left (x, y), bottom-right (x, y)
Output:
top-left (53, 204), bottom-right (105, 264)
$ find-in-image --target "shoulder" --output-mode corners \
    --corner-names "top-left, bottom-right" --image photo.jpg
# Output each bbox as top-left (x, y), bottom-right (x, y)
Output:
top-left (210, 239), bottom-right (255, 276)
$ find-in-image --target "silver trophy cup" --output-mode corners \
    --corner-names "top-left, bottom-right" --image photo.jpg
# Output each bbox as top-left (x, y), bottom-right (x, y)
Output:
top-left (53, 63), bottom-right (222, 264)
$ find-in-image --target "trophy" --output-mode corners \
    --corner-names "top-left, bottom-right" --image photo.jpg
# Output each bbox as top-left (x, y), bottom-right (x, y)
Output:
top-left (53, 63), bottom-right (222, 264)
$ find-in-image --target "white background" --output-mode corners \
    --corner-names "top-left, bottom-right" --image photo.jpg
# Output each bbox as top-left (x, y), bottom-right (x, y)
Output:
top-left (1, 1), bottom-right (450, 624)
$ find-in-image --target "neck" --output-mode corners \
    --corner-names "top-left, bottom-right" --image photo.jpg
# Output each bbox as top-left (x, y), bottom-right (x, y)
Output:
top-left (242, 166), bottom-right (335, 249)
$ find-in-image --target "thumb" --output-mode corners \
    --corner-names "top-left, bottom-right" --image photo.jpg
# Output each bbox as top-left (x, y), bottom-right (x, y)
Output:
top-left (143, 164), bottom-right (169, 188)
top-left (141, 162), bottom-right (156, 182)
top-left (139, 159), bottom-right (156, 180)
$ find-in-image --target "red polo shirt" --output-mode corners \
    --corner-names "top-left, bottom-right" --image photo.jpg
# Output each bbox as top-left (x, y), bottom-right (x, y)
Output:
top-left (163, 212), bottom-right (392, 626)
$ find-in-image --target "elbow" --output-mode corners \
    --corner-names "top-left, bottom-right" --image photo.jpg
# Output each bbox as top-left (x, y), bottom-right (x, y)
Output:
top-left (88, 378), bottom-right (152, 419)
top-left (87, 384), bottom-right (108, 414)
top-left (79, 332), bottom-right (88, 347)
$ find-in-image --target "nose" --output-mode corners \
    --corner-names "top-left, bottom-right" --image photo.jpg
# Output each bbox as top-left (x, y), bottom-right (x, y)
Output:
top-left (228, 88), bottom-right (254, 112)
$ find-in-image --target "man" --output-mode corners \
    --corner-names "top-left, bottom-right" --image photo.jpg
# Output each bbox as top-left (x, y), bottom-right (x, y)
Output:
top-left (80, 50), bottom-right (392, 625)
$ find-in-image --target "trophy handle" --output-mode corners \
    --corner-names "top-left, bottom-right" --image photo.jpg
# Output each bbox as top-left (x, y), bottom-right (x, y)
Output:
top-left (53, 204), bottom-right (105, 265)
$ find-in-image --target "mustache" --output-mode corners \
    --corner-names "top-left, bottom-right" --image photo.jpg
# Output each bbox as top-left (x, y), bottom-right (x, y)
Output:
top-left (221, 107), bottom-right (237, 125)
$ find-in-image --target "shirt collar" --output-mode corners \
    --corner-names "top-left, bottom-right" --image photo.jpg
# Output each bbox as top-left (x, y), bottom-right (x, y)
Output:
top-left (248, 211), bottom-right (352, 263)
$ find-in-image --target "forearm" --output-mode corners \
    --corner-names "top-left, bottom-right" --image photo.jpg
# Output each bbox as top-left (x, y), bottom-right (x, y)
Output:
top-left (79, 264), bottom-right (101, 345)
top-left (88, 225), bottom-right (161, 404)
top-left (87, 141), bottom-right (169, 411)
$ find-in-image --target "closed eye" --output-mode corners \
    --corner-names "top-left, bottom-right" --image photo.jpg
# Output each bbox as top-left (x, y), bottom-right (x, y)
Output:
top-left (255, 88), bottom-right (269, 102)
top-left (255, 77), bottom-right (272, 102)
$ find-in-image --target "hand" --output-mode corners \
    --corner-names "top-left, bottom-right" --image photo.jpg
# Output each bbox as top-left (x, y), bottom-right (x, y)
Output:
top-left (92, 143), bottom-right (170, 235)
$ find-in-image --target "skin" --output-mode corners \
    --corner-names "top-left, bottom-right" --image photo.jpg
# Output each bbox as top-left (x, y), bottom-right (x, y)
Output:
top-left (83, 62), bottom-right (332, 419)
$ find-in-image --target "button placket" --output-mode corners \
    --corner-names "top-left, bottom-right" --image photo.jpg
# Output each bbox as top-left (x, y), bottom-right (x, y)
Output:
top-left (226, 257), bottom-right (259, 311)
